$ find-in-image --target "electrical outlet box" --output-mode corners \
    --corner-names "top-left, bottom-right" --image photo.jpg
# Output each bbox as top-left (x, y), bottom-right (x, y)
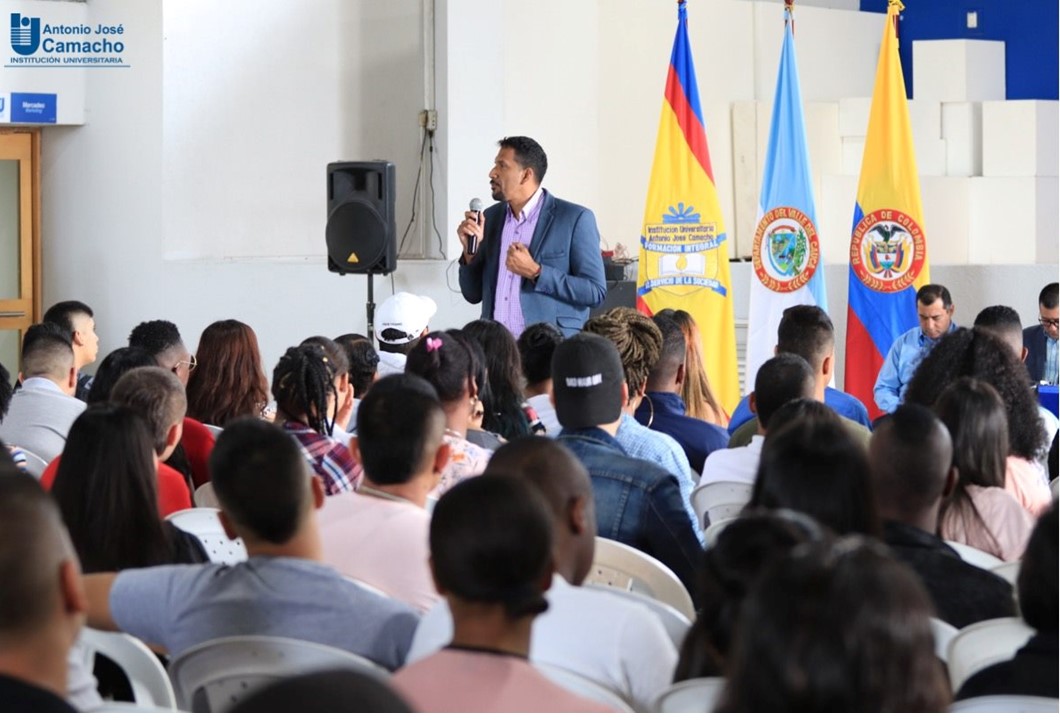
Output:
top-left (418, 109), bottom-right (438, 131)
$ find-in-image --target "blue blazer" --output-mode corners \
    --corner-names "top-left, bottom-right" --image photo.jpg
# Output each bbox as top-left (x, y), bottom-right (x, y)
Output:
top-left (458, 192), bottom-right (607, 336)
top-left (1024, 324), bottom-right (1049, 383)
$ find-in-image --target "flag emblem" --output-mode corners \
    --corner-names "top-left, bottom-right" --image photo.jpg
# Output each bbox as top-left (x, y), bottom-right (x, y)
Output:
top-left (752, 207), bottom-right (820, 293)
top-left (850, 209), bottom-right (925, 293)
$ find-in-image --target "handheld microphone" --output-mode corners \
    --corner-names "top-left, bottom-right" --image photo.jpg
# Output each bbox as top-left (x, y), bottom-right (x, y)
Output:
top-left (466, 198), bottom-right (485, 255)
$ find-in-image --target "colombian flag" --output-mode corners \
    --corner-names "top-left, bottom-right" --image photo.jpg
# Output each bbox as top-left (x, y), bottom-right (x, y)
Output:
top-left (845, 0), bottom-right (929, 419)
top-left (637, 0), bottom-right (739, 412)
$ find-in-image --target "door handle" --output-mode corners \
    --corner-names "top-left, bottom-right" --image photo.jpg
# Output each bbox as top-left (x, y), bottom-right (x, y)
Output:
top-left (0, 311), bottom-right (26, 318)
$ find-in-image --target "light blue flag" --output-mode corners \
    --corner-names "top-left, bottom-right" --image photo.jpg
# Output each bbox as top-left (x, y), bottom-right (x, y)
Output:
top-left (745, 7), bottom-right (828, 392)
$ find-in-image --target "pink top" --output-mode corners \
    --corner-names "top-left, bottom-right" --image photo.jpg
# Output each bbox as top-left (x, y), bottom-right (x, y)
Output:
top-left (392, 648), bottom-right (613, 713)
top-left (316, 489), bottom-right (439, 612)
top-left (940, 485), bottom-right (1034, 562)
top-left (1004, 455), bottom-right (1052, 517)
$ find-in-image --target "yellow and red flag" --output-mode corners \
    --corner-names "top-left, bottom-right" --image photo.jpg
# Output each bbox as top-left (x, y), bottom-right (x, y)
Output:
top-left (637, 0), bottom-right (739, 411)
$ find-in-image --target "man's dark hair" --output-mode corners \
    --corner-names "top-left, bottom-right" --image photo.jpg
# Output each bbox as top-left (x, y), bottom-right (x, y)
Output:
top-left (870, 404), bottom-right (953, 517)
top-left (43, 300), bottom-right (93, 337)
top-left (973, 305), bottom-right (1022, 337)
top-left (210, 418), bottom-right (309, 544)
top-left (499, 136), bottom-right (548, 183)
top-left (648, 314), bottom-right (686, 386)
top-left (334, 334), bottom-right (378, 399)
top-left (20, 323), bottom-right (73, 379)
top-left (356, 374), bottom-right (444, 486)
top-left (0, 362), bottom-right (13, 421)
top-left (1018, 502), bottom-right (1058, 632)
top-left (110, 367), bottom-right (187, 454)
top-left (754, 353), bottom-right (816, 430)
top-left (916, 284), bottom-right (952, 308)
top-left (1039, 282), bottom-right (1059, 310)
top-left (86, 347), bottom-right (157, 405)
top-left (128, 320), bottom-right (183, 356)
top-left (777, 305), bottom-right (834, 367)
top-left (518, 323), bottom-right (564, 387)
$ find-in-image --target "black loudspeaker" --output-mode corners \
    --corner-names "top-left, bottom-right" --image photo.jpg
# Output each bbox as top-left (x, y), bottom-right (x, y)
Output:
top-left (326, 161), bottom-right (397, 275)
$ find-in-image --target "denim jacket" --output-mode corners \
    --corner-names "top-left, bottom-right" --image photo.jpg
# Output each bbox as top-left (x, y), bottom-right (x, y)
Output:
top-left (558, 427), bottom-right (703, 598)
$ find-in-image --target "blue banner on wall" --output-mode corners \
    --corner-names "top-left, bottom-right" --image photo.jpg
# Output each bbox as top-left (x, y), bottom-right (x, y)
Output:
top-left (10, 92), bottom-right (56, 123)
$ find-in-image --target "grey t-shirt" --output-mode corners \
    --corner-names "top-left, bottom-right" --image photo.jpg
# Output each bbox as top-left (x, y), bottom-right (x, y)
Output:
top-left (109, 556), bottom-right (418, 670)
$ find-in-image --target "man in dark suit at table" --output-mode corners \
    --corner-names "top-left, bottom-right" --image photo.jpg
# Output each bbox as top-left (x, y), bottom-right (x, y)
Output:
top-left (457, 136), bottom-right (607, 338)
top-left (1024, 282), bottom-right (1059, 386)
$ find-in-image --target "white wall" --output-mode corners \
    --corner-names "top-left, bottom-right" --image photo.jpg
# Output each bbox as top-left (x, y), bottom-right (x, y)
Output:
top-left (37, 0), bottom-right (1058, 392)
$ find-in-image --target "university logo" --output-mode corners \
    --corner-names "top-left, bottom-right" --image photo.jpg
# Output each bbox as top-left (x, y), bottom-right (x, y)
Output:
top-left (850, 208), bottom-right (926, 293)
top-left (10, 13), bottom-right (41, 56)
top-left (752, 206), bottom-right (820, 293)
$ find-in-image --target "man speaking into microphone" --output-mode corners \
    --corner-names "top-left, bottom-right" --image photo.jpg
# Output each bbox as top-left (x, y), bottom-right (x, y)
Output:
top-left (457, 136), bottom-right (606, 337)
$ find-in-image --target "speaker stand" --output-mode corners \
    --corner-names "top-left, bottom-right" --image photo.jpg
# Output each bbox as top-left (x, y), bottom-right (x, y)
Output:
top-left (366, 273), bottom-right (377, 347)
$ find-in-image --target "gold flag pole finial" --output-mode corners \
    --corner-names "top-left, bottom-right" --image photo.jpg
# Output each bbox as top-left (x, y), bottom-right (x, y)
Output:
top-left (888, 0), bottom-right (905, 9)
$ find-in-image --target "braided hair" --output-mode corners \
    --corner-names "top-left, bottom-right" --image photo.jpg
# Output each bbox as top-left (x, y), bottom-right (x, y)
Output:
top-left (583, 307), bottom-right (662, 395)
top-left (271, 345), bottom-right (337, 436)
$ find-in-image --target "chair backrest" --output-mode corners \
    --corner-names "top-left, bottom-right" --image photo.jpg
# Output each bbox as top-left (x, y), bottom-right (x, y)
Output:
top-left (690, 481), bottom-right (752, 530)
top-left (929, 617), bottom-right (959, 663)
top-left (990, 560), bottom-right (1021, 586)
top-left (193, 482), bottom-right (220, 509)
top-left (586, 537), bottom-right (695, 621)
top-left (20, 448), bottom-right (48, 479)
top-left (703, 516), bottom-right (739, 548)
top-left (583, 584), bottom-right (692, 650)
top-left (536, 663), bottom-right (634, 712)
top-left (204, 423), bottom-right (223, 439)
top-left (78, 628), bottom-right (177, 710)
top-left (165, 507), bottom-right (248, 565)
top-left (168, 635), bottom-right (388, 712)
top-left (950, 695), bottom-right (1059, 713)
top-left (651, 677), bottom-right (726, 713)
top-left (945, 540), bottom-right (1003, 570)
top-left (947, 617), bottom-right (1036, 692)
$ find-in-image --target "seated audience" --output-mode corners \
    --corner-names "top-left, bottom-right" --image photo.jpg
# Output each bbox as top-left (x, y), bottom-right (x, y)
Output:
top-left (553, 332), bottom-right (702, 595)
top-left (464, 319), bottom-right (543, 440)
top-left (318, 374), bottom-right (448, 611)
top-left (0, 471), bottom-right (86, 712)
top-left (674, 510), bottom-right (823, 681)
top-left (905, 327), bottom-right (1051, 516)
top-left (374, 292), bottom-right (437, 376)
top-left (392, 474), bottom-right (611, 713)
top-left (301, 335), bottom-right (356, 445)
top-left (584, 307), bottom-right (700, 540)
top-left (409, 437), bottom-right (677, 710)
top-left (747, 409), bottom-right (880, 536)
top-left (272, 344), bottom-right (361, 495)
top-left (699, 353), bottom-right (815, 488)
top-left (334, 333), bottom-right (379, 431)
top-left (717, 537), bottom-right (951, 712)
top-left (186, 319), bottom-right (270, 427)
top-left (0, 361), bottom-right (26, 469)
top-left (518, 322), bottom-right (564, 436)
top-left (655, 308), bottom-right (729, 427)
top-left (728, 305), bottom-right (871, 440)
top-left (0, 323), bottom-right (85, 462)
top-left (1023, 282), bottom-right (1058, 386)
top-left (405, 331), bottom-right (491, 494)
top-left (934, 378), bottom-right (1034, 561)
top-left (84, 347), bottom-right (157, 405)
top-left (51, 405), bottom-right (207, 571)
top-left (43, 300), bottom-right (99, 401)
top-left (956, 501), bottom-right (1059, 700)
top-left (230, 670), bottom-right (412, 713)
top-left (870, 404), bottom-right (1017, 626)
top-left (448, 329), bottom-right (504, 450)
top-left (82, 418), bottom-right (418, 667)
top-left (635, 312), bottom-right (730, 475)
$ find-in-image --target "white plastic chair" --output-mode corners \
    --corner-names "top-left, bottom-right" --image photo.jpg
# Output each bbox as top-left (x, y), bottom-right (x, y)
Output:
top-left (203, 423), bottom-right (223, 439)
top-left (690, 481), bottom-right (752, 530)
top-left (586, 537), bottom-right (695, 621)
top-left (78, 628), bottom-right (177, 710)
top-left (950, 695), bottom-right (1059, 713)
top-left (990, 560), bottom-right (1021, 586)
top-left (165, 507), bottom-right (247, 565)
top-left (945, 540), bottom-right (1004, 570)
top-left (703, 516), bottom-right (738, 548)
top-left (168, 635), bottom-right (388, 712)
top-left (536, 663), bottom-right (634, 712)
top-left (947, 617), bottom-right (1036, 692)
top-left (20, 448), bottom-right (48, 479)
top-left (584, 584), bottom-right (692, 650)
top-left (651, 676), bottom-right (726, 712)
top-left (929, 617), bottom-right (958, 663)
top-left (192, 482), bottom-right (220, 509)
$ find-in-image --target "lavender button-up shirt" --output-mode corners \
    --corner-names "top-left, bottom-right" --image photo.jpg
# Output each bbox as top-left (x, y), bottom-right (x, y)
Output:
top-left (493, 187), bottom-right (546, 338)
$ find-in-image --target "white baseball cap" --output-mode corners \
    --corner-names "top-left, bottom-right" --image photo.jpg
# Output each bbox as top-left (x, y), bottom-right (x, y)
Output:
top-left (375, 292), bottom-right (438, 344)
